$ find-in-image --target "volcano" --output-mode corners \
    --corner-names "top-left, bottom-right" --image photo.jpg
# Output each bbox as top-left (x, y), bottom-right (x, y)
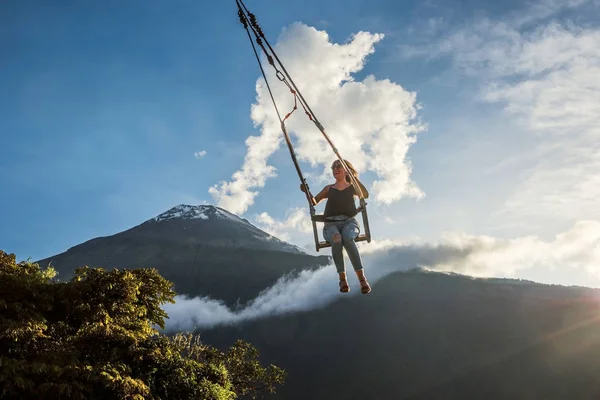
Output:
top-left (36, 204), bottom-right (331, 307)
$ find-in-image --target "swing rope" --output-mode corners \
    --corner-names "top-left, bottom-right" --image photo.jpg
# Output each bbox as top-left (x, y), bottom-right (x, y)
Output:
top-left (236, 0), bottom-right (317, 213)
top-left (235, 0), bottom-right (367, 203)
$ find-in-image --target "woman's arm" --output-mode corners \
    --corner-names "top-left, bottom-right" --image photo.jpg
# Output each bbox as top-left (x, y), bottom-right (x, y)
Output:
top-left (313, 185), bottom-right (331, 205)
top-left (301, 183), bottom-right (330, 206)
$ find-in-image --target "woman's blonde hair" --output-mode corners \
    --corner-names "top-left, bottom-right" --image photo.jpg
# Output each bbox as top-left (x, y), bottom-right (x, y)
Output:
top-left (343, 159), bottom-right (358, 183)
top-left (332, 159), bottom-right (358, 183)
top-left (332, 158), bottom-right (368, 199)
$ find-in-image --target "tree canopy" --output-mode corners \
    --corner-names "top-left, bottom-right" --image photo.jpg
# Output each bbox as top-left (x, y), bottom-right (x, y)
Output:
top-left (0, 250), bottom-right (285, 399)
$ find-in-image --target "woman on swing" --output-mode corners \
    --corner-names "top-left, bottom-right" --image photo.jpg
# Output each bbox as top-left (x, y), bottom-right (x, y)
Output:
top-left (301, 159), bottom-right (371, 294)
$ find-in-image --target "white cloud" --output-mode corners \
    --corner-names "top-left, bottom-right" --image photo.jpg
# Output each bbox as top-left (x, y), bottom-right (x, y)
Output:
top-left (477, 24), bottom-right (600, 223)
top-left (402, 1), bottom-right (600, 226)
top-left (163, 265), bottom-right (343, 332)
top-left (423, 220), bottom-right (600, 278)
top-left (209, 22), bottom-right (425, 215)
top-left (162, 220), bottom-right (600, 332)
top-left (253, 207), bottom-right (313, 242)
top-left (512, 0), bottom-right (593, 27)
top-left (194, 150), bottom-right (207, 159)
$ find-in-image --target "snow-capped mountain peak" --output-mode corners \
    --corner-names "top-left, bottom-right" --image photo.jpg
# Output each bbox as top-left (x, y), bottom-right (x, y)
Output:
top-left (152, 204), bottom-right (249, 224)
top-left (148, 204), bottom-right (309, 255)
top-left (153, 204), bottom-right (209, 222)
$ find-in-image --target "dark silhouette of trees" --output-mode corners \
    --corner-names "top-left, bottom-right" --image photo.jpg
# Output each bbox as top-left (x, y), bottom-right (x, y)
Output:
top-left (0, 250), bottom-right (285, 399)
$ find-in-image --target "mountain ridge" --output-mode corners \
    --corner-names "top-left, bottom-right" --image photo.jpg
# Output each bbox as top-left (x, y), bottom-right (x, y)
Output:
top-left (35, 203), bottom-right (330, 307)
top-left (61, 204), bottom-right (307, 255)
top-left (197, 268), bottom-right (600, 400)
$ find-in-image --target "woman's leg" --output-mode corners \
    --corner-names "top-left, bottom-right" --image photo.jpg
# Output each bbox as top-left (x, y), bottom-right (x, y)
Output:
top-left (323, 223), bottom-right (348, 292)
top-left (340, 219), bottom-right (371, 294)
top-left (340, 219), bottom-right (363, 271)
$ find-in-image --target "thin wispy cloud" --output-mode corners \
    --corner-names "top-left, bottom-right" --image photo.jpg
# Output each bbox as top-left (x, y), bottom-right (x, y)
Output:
top-left (162, 220), bottom-right (600, 332)
top-left (401, 0), bottom-right (600, 227)
top-left (194, 150), bottom-right (207, 159)
top-left (479, 25), bottom-right (600, 223)
top-left (512, 0), bottom-right (593, 27)
top-left (209, 22), bottom-right (426, 215)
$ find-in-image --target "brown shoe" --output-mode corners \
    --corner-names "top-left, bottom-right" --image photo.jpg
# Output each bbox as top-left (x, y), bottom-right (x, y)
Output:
top-left (339, 279), bottom-right (350, 293)
top-left (359, 278), bottom-right (371, 294)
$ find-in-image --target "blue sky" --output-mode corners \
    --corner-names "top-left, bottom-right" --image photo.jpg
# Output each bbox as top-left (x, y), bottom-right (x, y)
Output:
top-left (2, 0), bottom-right (600, 288)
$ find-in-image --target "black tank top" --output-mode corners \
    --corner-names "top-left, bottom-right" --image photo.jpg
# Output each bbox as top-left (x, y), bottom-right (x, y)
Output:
top-left (323, 185), bottom-right (357, 218)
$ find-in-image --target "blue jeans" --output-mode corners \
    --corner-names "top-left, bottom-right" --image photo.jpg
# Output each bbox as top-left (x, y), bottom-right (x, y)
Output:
top-left (323, 217), bottom-right (364, 274)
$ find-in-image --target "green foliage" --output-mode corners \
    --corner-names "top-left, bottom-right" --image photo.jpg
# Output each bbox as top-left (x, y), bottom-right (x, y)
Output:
top-left (0, 250), bottom-right (285, 399)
